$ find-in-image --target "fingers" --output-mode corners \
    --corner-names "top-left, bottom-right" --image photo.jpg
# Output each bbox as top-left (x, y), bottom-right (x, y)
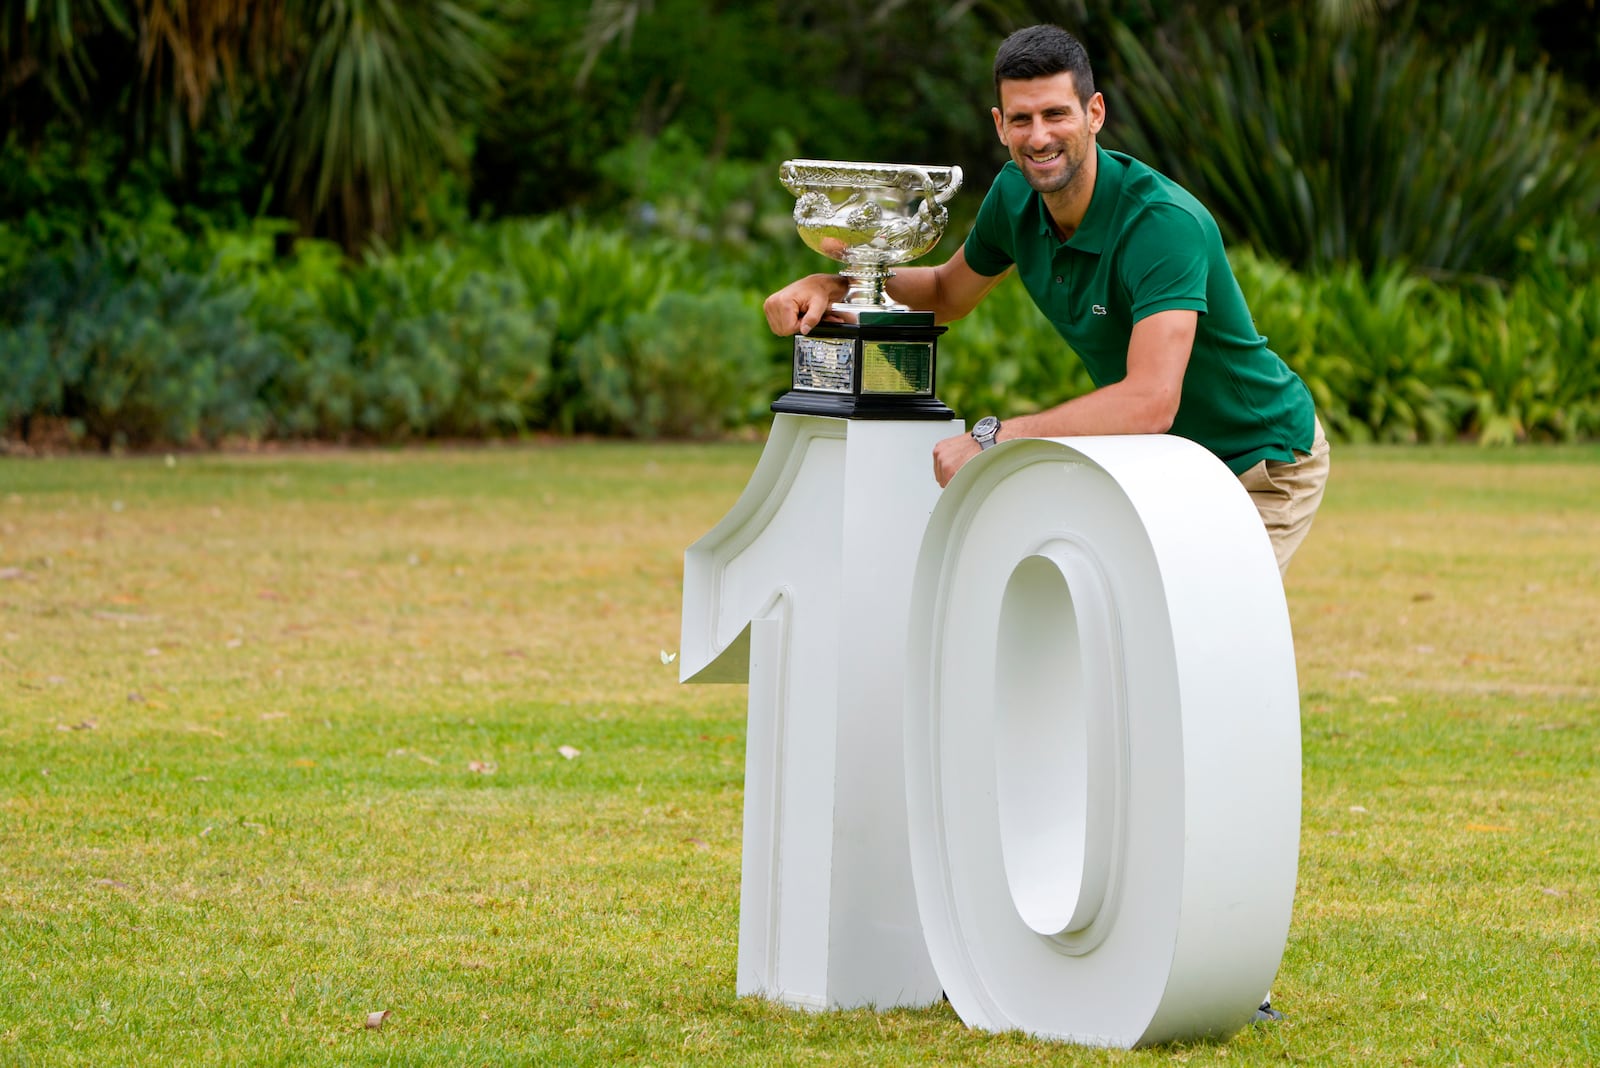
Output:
top-left (764, 276), bottom-right (837, 336)
top-left (763, 291), bottom-right (801, 336)
top-left (932, 434), bottom-right (978, 488)
top-left (764, 291), bottom-right (823, 337)
top-left (795, 297), bottom-right (827, 336)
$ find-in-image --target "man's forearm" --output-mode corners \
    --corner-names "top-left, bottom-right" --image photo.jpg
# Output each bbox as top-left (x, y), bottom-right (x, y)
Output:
top-left (884, 266), bottom-right (951, 321)
top-left (1000, 379), bottom-right (1178, 440)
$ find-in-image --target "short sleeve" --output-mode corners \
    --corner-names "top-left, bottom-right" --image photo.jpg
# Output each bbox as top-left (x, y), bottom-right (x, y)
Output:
top-left (962, 177), bottom-right (1017, 278)
top-left (1120, 204), bottom-right (1209, 323)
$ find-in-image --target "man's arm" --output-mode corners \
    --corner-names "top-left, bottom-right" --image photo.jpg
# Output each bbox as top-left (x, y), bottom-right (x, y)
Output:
top-left (932, 308), bottom-right (1199, 486)
top-left (762, 246), bottom-right (1007, 336)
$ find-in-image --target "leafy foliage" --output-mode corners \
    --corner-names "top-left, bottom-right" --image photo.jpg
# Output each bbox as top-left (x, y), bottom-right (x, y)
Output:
top-left (1, 0), bottom-right (498, 253)
top-left (4, 214), bottom-right (1598, 451)
top-left (272, 0), bottom-right (498, 250)
top-left (572, 290), bottom-right (783, 439)
top-left (1232, 248), bottom-right (1600, 444)
top-left (1101, 12), bottom-right (1600, 279)
top-left (256, 239), bottom-right (555, 440)
top-left (0, 240), bottom-right (281, 448)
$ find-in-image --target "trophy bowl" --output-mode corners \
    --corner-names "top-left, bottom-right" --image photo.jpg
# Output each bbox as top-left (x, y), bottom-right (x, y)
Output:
top-left (780, 159), bottom-right (963, 310)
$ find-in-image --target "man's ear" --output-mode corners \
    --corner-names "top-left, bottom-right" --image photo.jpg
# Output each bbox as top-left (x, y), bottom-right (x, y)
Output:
top-left (991, 105), bottom-right (1005, 144)
top-left (1087, 92), bottom-right (1106, 135)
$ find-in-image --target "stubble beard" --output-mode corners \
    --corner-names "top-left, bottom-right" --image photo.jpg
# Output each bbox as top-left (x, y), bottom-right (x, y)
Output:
top-left (1018, 139), bottom-right (1088, 197)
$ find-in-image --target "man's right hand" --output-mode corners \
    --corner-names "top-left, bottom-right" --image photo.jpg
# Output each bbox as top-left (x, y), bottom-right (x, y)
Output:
top-left (763, 274), bottom-right (847, 336)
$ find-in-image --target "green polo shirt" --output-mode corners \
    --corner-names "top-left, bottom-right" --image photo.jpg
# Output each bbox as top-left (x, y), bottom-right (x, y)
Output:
top-left (963, 146), bottom-right (1315, 474)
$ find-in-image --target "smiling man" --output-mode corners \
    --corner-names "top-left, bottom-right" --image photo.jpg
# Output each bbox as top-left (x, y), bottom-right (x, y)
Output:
top-left (764, 24), bottom-right (1331, 577)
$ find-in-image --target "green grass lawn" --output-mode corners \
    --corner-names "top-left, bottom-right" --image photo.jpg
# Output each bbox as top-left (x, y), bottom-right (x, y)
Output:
top-left (2, 442), bottom-right (1597, 1066)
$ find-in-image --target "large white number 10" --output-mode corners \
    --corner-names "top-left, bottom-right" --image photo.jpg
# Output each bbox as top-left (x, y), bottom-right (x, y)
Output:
top-left (680, 413), bottom-right (1301, 1048)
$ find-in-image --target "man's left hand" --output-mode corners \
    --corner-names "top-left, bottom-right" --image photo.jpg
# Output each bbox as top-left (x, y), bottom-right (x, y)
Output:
top-left (933, 432), bottom-right (983, 488)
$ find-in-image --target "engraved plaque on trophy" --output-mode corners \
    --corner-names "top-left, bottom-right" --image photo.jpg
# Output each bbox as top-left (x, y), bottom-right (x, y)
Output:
top-left (774, 160), bottom-right (962, 419)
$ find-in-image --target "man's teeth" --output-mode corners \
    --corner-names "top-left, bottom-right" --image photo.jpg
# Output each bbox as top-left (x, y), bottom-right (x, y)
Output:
top-left (1030, 152), bottom-right (1061, 163)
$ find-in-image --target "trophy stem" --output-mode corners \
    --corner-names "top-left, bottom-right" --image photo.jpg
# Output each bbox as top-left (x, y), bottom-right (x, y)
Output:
top-left (836, 267), bottom-right (906, 312)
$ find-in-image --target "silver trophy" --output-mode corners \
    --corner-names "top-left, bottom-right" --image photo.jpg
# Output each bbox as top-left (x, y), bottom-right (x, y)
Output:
top-left (780, 159), bottom-right (964, 310)
top-left (773, 159), bottom-right (963, 420)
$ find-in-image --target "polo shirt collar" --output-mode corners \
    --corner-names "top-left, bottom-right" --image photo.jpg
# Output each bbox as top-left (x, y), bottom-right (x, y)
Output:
top-left (1032, 144), bottom-right (1124, 254)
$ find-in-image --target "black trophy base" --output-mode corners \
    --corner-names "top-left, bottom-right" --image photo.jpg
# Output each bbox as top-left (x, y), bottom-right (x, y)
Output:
top-left (772, 315), bottom-right (955, 421)
top-left (771, 389), bottom-right (955, 420)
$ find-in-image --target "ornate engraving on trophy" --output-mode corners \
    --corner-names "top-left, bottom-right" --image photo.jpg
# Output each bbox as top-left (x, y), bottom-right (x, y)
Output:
top-left (780, 160), bottom-right (963, 310)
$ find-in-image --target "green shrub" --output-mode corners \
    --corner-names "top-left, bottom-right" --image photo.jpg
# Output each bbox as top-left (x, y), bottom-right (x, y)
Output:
top-left (486, 216), bottom-right (691, 432)
top-left (1451, 280), bottom-right (1600, 444)
top-left (0, 246), bottom-right (282, 448)
top-left (571, 289), bottom-right (783, 439)
top-left (1234, 248), bottom-right (1600, 446)
top-left (263, 242), bottom-right (555, 440)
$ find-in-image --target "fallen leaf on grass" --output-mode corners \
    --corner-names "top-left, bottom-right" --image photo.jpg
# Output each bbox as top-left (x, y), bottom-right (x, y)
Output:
top-left (95, 878), bottom-right (129, 889)
top-left (0, 567), bottom-right (25, 581)
top-left (1348, 805), bottom-right (1369, 814)
top-left (557, 745), bottom-right (581, 760)
top-left (57, 719), bottom-right (98, 731)
top-left (365, 1010), bottom-right (389, 1030)
top-left (468, 760), bottom-right (497, 774)
top-left (685, 837), bottom-right (710, 851)
top-left (1542, 888), bottom-right (1565, 897)
top-left (1464, 823), bottom-right (1513, 833)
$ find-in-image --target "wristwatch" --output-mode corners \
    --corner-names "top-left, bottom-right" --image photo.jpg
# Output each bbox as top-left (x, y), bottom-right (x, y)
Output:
top-left (971, 415), bottom-right (1002, 450)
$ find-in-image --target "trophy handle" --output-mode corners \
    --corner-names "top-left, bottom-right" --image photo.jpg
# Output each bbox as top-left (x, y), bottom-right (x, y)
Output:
top-left (933, 165), bottom-right (963, 206)
top-left (909, 165), bottom-right (963, 223)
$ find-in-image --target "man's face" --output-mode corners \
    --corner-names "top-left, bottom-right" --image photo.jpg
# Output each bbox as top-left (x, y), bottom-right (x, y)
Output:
top-left (992, 72), bottom-right (1105, 196)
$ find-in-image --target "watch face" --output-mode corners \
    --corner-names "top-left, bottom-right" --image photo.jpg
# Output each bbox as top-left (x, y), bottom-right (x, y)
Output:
top-left (973, 416), bottom-right (999, 439)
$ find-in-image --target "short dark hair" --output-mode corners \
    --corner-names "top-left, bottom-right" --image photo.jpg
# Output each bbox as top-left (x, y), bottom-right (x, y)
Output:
top-left (993, 25), bottom-right (1095, 107)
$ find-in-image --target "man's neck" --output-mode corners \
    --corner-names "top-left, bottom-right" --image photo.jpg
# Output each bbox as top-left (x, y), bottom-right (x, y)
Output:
top-left (1042, 145), bottom-right (1099, 242)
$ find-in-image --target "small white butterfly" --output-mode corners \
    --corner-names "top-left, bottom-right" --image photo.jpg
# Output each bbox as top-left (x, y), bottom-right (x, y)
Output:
top-left (660, 649), bottom-right (678, 665)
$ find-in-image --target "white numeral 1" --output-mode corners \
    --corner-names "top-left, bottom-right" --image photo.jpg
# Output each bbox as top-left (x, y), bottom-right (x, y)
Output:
top-left (680, 414), bottom-right (960, 1009)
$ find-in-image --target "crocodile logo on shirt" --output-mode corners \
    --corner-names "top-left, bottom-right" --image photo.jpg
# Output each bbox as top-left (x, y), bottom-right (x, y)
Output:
top-left (1091, 304), bottom-right (1107, 316)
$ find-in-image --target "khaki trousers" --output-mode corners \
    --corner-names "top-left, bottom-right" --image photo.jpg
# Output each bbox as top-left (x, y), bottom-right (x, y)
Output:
top-left (1237, 418), bottom-right (1331, 576)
